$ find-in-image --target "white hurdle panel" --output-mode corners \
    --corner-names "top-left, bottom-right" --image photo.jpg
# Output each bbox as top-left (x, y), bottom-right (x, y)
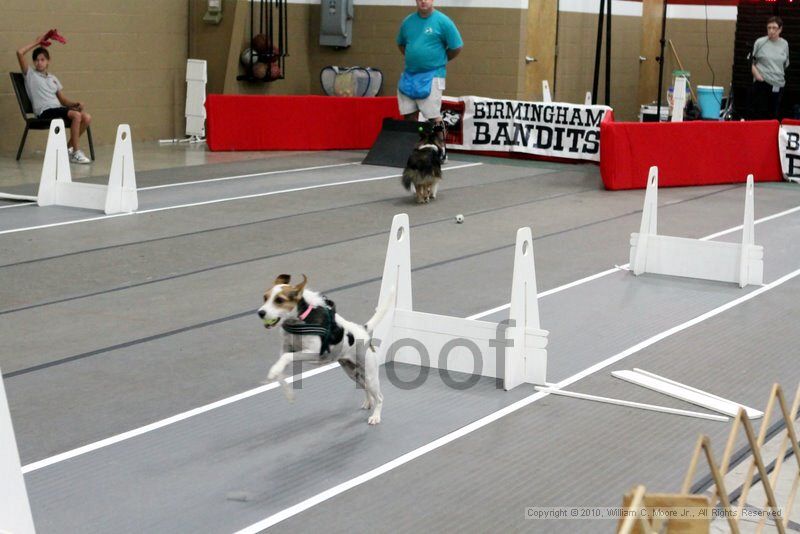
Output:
top-left (373, 214), bottom-right (548, 390)
top-left (670, 76), bottom-right (687, 123)
top-left (37, 119), bottom-right (138, 215)
top-left (542, 80), bottom-right (552, 103)
top-left (630, 167), bottom-right (763, 288)
top-left (0, 368), bottom-right (36, 534)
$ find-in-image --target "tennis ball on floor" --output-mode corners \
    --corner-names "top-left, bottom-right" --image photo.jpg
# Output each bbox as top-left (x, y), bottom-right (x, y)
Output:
top-left (455, 214), bottom-right (464, 224)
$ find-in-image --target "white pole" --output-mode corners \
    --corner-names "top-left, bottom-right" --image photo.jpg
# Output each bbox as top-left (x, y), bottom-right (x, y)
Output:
top-left (535, 386), bottom-right (730, 422)
top-left (0, 367), bottom-right (36, 534)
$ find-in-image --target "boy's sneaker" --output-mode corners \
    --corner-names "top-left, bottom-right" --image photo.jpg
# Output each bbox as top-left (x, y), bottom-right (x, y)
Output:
top-left (69, 148), bottom-right (91, 164)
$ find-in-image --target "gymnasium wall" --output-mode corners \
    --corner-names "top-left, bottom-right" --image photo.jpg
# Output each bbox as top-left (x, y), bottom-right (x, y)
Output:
top-left (197, 0), bottom-right (736, 122)
top-left (208, 1), bottom-right (528, 101)
top-left (0, 0), bottom-right (740, 156)
top-left (0, 0), bottom-right (189, 155)
top-left (556, 0), bottom-right (736, 120)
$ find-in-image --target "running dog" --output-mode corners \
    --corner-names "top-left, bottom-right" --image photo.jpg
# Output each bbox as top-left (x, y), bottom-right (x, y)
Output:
top-left (402, 126), bottom-right (444, 204)
top-left (258, 274), bottom-right (392, 425)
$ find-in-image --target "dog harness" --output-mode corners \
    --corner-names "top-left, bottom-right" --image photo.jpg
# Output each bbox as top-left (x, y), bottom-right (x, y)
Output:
top-left (281, 297), bottom-right (345, 356)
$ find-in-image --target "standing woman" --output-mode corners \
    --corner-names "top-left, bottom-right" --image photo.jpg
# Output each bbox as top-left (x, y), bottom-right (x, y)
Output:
top-left (751, 16), bottom-right (790, 120)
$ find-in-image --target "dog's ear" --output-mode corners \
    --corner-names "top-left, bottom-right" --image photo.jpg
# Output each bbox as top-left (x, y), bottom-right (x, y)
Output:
top-left (284, 274), bottom-right (307, 301)
top-left (294, 274), bottom-right (308, 293)
top-left (274, 274), bottom-right (291, 286)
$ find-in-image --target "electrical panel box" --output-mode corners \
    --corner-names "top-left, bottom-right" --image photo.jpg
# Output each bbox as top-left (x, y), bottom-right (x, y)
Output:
top-left (320, 0), bottom-right (353, 48)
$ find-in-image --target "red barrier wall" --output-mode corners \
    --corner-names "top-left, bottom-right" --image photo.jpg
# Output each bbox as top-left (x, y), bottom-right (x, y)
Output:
top-left (205, 95), bottom-right (402, 151)
top-left (600, 116), bottom-right (783, 190)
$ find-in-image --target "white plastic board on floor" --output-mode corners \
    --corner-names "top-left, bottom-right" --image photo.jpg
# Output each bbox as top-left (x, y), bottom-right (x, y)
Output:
top-left (0, 369), bottom-right (36, 534)
top-left (372, 214), bottom-right (548, 390)
top-left (629, 166), bottom-right (763, 287)
top-left (534, 386), bottom-right (729, 422)
top-left (612, 369), bottom-right (763, 419)
top-left (37, 120), bottom-right (138, 215)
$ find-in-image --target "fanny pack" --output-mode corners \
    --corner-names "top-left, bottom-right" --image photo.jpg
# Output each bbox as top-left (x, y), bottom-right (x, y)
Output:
top-left (398, 69), bottom-right (436, 99)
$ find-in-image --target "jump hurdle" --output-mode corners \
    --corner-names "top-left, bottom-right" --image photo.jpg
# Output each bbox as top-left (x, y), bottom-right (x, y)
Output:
top-left (0, 369), bottom-right (36, 534)
top-left (630, 167), bottom-right (763, 288)
top-left (37, 119), bottom-right (138, 215)
top-left (542, 80), bottom-right (552, 103)
top-left (372, 214), bottom-right (548, 390)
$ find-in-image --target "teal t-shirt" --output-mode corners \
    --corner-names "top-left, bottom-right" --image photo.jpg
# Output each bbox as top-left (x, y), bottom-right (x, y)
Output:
top-left (396, 10), bottom-right (463, 78)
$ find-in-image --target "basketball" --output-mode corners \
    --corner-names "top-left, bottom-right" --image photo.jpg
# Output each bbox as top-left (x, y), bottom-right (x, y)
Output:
top-left (252, 33), bottom-right (268, 54)
top-left (269, 62), bottom-right (282, 80)
top-left (252, 62), bottom-right (269, 80)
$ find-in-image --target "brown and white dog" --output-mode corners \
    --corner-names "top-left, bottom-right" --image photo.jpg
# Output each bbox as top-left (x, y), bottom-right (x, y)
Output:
top-left (402, 126), bottom-right (444, 204)
top-left (257, 274), bottom-right (391, 425)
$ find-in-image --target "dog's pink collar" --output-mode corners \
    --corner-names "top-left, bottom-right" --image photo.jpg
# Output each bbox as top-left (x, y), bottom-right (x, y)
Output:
top-left (298, 305), bottom-right (314, 321)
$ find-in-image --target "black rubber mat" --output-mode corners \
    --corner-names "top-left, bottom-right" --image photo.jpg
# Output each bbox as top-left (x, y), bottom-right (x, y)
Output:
top-left (362, 119), bottom-right (427, 168)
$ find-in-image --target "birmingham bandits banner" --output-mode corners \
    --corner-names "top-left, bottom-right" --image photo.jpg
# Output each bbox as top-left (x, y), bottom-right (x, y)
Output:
top-left (779, 123), bottom-right (800, 183)
top-left (441, 96), bottom-right (612, 162)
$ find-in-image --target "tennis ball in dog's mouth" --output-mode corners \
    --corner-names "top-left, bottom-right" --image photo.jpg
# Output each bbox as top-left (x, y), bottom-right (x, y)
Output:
top-left (263, 317), bottom-right (279, 327)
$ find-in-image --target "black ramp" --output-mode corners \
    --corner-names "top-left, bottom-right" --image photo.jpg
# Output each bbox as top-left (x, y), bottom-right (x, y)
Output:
top-left (362, 119), bottom-right (426, 168)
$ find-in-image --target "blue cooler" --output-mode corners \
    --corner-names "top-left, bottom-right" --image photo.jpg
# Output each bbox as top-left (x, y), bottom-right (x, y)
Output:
top-left (697, 85), bottom-right (724, 120)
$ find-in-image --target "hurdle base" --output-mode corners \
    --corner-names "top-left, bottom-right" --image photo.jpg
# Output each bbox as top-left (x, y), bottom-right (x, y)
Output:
top-left (630, 234), bottom-right (764, 287)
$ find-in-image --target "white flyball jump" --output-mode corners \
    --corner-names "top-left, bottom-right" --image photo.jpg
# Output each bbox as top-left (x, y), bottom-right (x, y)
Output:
top-left (37, 119), bottom-right (138, 215)
top-left (372, 214), bottom-right (548, 390)
top-left (542, 80), bottom-right (552, 103)
top-left (630, 167), bottom-right (763, 288)
top-left (0, 369), bottom-right (36, 534)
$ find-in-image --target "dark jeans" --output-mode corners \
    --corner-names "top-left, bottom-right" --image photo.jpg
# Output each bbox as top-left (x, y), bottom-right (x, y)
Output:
top-left (751, 80), bottom-right (783, 120)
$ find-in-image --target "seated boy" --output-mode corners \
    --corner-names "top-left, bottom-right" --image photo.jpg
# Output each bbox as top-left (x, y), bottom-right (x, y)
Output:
top-left (16, 33), bottom-right (92, 164)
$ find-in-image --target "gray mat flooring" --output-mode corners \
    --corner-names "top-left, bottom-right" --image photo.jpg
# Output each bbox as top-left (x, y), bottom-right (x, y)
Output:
top-left (2, 151), bottom-right (799, 533)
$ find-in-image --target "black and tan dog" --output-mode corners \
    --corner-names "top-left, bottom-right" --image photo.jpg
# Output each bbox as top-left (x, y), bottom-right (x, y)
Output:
top-left (402, 125), bottom-right (445, 204)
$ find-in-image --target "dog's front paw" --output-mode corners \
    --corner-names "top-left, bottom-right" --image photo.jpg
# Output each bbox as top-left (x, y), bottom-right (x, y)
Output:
top-left (368, 414), bottom-right (381, 425)
top-left (281, 384), bottom-right (295, 402)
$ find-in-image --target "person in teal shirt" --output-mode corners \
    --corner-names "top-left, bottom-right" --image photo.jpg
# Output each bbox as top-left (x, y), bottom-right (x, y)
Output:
top-left (397, 0), bottom-right (462, 160)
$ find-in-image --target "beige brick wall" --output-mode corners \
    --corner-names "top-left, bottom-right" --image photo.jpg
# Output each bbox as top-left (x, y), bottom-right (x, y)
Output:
top-left (0, 0), bottom-right (188, 155)
top-left (666, 20), bottom-right (735, 101)
top-left (556, 12), bottom-right (735, 121)
top-left (190, 0), bottom-right (237, 96)
top-left (555, 12), bottom-right (644, 120)
top-left (216, 4), bottom-right (526, 101)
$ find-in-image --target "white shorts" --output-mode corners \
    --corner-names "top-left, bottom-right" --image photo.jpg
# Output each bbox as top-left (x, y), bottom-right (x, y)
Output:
top-left (397, 77), bottom-right (446, 120)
